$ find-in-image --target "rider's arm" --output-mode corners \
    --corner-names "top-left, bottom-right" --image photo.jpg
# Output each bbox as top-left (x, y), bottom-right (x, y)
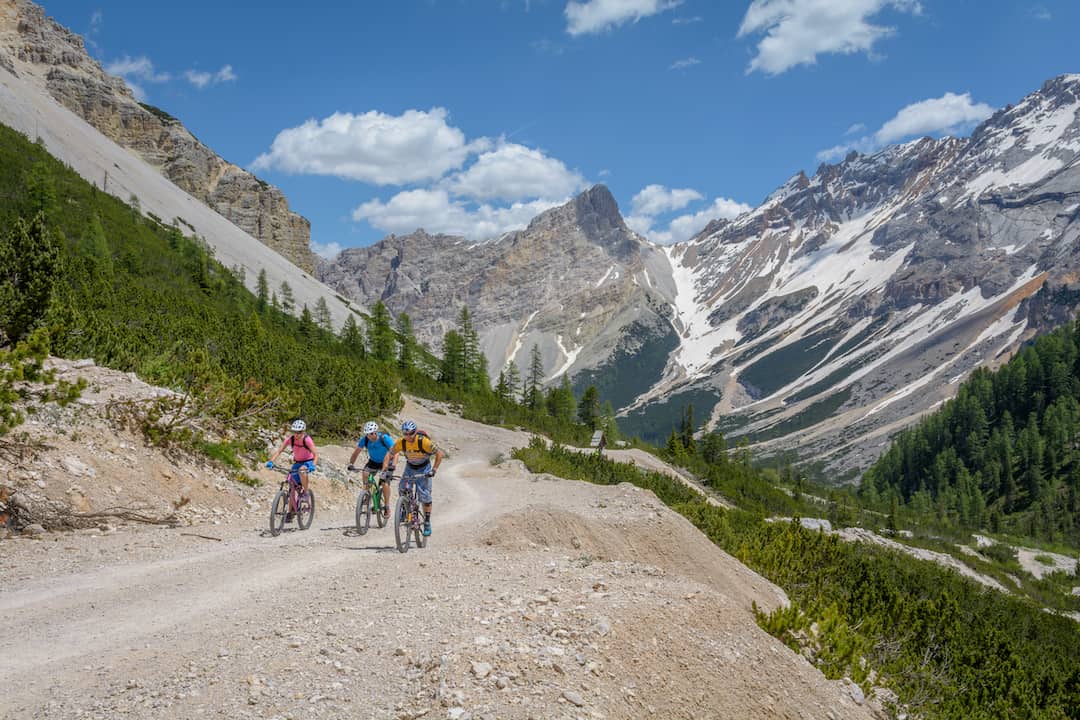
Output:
top-left (382, 447), bottom-right (398, 472)
top-left (348, 446), bottom-right (361, 465)
top-left (268, 437), bottom-right (287, 465)
top-left (433, 448), bottom-right (444, 472)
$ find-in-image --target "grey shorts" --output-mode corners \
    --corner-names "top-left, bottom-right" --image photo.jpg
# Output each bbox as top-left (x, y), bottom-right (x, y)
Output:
top-left (401, 463), bottom-right (432, 504)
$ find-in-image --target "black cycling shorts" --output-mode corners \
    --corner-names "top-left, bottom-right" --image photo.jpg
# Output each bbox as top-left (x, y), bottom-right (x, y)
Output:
top-left (365, 459), bottom-right (391, 474)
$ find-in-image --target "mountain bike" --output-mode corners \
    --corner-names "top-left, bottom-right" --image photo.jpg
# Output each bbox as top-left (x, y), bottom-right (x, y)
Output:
top-left (348, 466), bottom-right (389, 535)
top-left (267, 464), bottom-right (315, 536)
top-left (393, 473), bottom-right (428, 553)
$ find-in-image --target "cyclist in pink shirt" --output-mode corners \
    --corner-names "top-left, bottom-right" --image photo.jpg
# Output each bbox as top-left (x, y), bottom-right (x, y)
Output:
top-left (267, 419), bottom-right (319, 495)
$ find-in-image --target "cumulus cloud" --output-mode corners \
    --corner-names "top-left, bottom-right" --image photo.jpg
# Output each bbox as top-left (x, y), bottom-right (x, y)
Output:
top-left (353, 189), bottom-right (562, 239)
top-left (816, 91), bottom-right (994, 162)
top-left (630, 184), bottom-right (702, 216)
top-left (669, 57), bottom-right (701, 70)
top-left (627, 186), bottom-right (750, 244)
top-left (565, 0), bottom-right (683, 36)
top-left (105, 55), bottom-right (170, 83)
top-left (311, 240), bottom-right (344, 260)
top-left (737, 0), bottom-right (921, 75)
top-left (442, 142), bottom-right (586, 202)
top-left (252, 108), bottom-right (490, 185)
top-left (185, 64), bottom-right (237, 89)
top-left (672, 15), bottom-right (703, 24)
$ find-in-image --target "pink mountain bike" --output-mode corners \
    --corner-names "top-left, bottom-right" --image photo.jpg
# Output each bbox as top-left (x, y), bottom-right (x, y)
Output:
top-left (267, 464), bottom-right (315, 536)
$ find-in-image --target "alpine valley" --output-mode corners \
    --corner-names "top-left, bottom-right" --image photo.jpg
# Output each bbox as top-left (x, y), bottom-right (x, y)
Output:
top-left (3, 0), bottom-right (1079, 475)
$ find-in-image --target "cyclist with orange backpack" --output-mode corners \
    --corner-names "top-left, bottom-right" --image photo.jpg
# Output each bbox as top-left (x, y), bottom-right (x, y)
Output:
top-left (381, 420), bottom-right (442, 537)
top-left (267, 420), bottom-right (319, 496)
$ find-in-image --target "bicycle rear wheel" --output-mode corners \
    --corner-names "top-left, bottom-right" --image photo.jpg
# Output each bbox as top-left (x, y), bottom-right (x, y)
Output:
top-left (296, 489), bottom-right (315, 530)
top-left (269, 490), bottom-right (288, 536)
top-left (356, 490), bottom-right (371, 535)
top-left (394, 497), bottom-right (411, 553)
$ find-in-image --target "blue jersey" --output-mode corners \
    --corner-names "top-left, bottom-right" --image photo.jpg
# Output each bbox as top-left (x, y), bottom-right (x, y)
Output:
top-left (359, 432), bottom-right (395, 464)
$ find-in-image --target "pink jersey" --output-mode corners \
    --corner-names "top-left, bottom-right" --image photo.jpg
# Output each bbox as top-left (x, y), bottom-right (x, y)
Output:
top-left (289, 434), bottom-right (316, 462)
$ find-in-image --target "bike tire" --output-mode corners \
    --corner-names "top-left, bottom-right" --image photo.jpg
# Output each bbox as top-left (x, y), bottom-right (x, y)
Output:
top-left (269, 490), bottom-right (288, 536)
top-left (394, 497), bottom-right (411, 553)
top-left (296, 489), bottom-right (315, 530)
top-left (415, 518), bottom-right (427, 549)
top-left (375, 487), bottom-right (388, 529)
top-left (356, 490), bottom-right (371, 535)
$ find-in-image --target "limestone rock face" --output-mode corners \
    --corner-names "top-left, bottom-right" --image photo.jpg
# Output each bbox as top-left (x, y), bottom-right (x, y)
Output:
top-left (0, 0), bottom-right (314, 271)
top-left (319, 185), bottom-right (676, 382)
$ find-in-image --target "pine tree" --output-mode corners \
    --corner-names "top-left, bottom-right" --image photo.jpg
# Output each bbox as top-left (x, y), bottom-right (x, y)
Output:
top-left (339, 314), bottom-right (365, 358)
top-left (366, 300), bottom-right (396, 363)
top-left (440, 330), bottom-right (465, 387)
top-left (0, 213), bottom-right (62, 343)
top-left (279, 281), bottom-right (295, 313)
top-left (494, 369), bottom-right (511, 401)
top-left (299, 304), bottom-right (315, 337)
top-left (503, 362), bottom-right (521, 404)
top-left (314, 297), bottom-right (332, 331)
top-left (679, 403), bottom-right (696, 454)
top-left (578, 385), bottom-right (601, 429)
top-left (396, 312), bottom-right (416, 372)
top-left (526, 343), bottom-right (544, 409)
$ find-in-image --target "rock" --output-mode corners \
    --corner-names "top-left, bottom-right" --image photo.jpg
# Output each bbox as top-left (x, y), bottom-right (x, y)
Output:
top-left (447, 709), bottom-right (468, 720)
top-left (471, 661), bottom-right (492, 679)
top-left (562, 690), bottom-right (585, 707)
top-left (35, 479), bottom-right (46, 489)
top-left (61, 457), bottom-right (95, 478)
top-left (495, 676), bottom-right (509, 690)
top-left (22, 523), bottom-right (46, 536)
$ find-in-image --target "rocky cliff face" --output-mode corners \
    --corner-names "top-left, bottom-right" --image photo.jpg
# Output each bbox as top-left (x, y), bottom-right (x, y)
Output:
top-left (320, 185), bottom-right (678, 387)
top-left (0, 0), bottom-right (315, 271)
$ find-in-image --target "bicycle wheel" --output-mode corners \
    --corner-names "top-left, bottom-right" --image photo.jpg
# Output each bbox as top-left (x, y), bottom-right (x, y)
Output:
top-left (415, 516), bottom-right (427, 549)
top-left (374, 487), bottom-right (388, 529)
top-left (269, 490), bottom-right (288, 536)
top-left (356, 490), bottom-right (371, 535)
top-left (393, 497), bottom-right (411, 553)
top-left (296, 489), bottom-right (315, 530)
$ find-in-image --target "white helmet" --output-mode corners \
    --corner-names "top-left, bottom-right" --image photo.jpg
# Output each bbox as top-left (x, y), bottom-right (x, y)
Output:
top-left (290, 419), bottom-right (306, 432)
top-left (362, 421), bottom-right (379, 435)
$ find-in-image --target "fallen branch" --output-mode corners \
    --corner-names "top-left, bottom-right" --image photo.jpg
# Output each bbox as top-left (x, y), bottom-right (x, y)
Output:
top-left (7, 492), bottom-right (179, 530)
top-left (180, 532), bottom-right (222, 542)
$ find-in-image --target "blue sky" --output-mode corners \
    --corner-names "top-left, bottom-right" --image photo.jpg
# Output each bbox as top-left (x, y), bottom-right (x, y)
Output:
top-left (42, 0), bottom-right (1078, 256)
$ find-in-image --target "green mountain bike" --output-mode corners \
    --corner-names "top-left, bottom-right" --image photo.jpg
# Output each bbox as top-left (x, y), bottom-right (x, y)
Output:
top-left (349, 466), bottom-right (388, 535)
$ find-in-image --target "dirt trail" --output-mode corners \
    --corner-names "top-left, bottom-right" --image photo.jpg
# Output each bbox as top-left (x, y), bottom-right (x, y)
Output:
top-left (1, 381), bottom-right (878, 719)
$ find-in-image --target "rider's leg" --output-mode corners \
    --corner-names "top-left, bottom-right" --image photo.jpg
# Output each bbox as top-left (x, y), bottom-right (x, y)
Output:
top-left (299, 467), bottom-right (309, 494)
top-left (380, 481), bottom-right (391, 516)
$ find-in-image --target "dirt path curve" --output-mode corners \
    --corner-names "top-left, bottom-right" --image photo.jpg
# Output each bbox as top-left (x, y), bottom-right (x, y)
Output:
top-left (0, 398), bottom-right (876, 720)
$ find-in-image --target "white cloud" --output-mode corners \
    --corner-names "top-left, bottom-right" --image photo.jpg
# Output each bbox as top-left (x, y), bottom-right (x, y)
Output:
top-left (185, 64), bottom-right (237, 89)
top-left (669, 56), bottom-right (701, 70)
top-left (311, 240), bottom-right (343, 260)
top-left (844, 122), bottom-right (866, 135)
top-left (89, 10), bottom-right (103, 33)
top-left (565, 0), bottom-right (682, 36)
top-left (816, 91), bottom-right (994, 162)
top-left (252, 108), bottom-right (490, 185)
top-left (874, 91), bottom-right (994, 143)
top-left (737, 0), bottom-right (921, 75)
top-left (672, 15), bottom-right (703, 24)
top-left (353, 189), bottom-right (562, 240)
top-left (630, 184), bottom-right (702, 216)
top-left (1031, 5), bottom-right (1051, 21)
top-left (442, 142), bottom-right (586, 202)
top-left (628, 192), bottom-right (751, 244)
top-left (105, 55), bottom-right (170, 83)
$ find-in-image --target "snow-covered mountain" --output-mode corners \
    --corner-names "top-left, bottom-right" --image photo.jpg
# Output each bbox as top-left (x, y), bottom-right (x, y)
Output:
top-left (324, 74), bottom-right (1080, 474)
top-left (639, 74), bottom-right (1080, 472)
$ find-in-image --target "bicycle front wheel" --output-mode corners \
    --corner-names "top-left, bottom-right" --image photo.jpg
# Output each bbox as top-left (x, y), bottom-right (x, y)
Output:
top-left (375, 487), bottom-right (388, 529)
top-left (296, 489), bottom-right (315, 530)
top-left (269, 490), bottom-right (288, 536)
top-left (356, 491), bottom-right (371, 535)
top-left (393, 497), bottom-right (411, 553)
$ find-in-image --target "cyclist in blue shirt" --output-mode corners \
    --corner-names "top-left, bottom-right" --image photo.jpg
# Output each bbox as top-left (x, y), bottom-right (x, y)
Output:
top-left (348, 421), bottom-right (396, 520)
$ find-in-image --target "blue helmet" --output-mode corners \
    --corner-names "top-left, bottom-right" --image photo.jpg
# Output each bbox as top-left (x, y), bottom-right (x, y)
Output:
top-left (401, 420), bottom-right (417, 433)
